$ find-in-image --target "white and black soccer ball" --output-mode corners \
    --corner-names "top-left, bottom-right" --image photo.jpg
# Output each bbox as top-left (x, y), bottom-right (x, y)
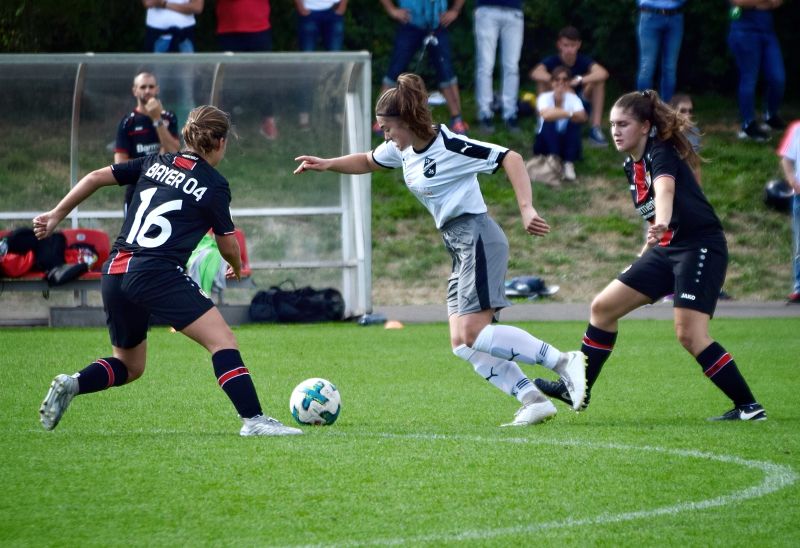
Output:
top-left (289, 378), bottom-right (341, 426)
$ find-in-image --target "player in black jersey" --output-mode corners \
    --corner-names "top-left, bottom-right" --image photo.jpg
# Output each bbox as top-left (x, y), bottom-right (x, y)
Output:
top-left (535, 90), bottom-right (766, 421)
top-left (35, 105), bottom-right (301, 436)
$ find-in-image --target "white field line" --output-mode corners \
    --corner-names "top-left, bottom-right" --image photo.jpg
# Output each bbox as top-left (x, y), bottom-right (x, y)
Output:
top-left (290, 432), bottom-right (798, 548)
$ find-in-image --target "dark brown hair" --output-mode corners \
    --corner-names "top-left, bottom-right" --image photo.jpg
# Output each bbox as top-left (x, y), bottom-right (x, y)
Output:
top-left (375, 73), bottom-right (437, 141)
top-left (182, 105), bottom-right (232, 156)
top-left (552, 66), bottom-right (572, 80)
top-left (614, 90), bottom-right (700, 170)
top-left (558, 26), bottom-right (581, 41)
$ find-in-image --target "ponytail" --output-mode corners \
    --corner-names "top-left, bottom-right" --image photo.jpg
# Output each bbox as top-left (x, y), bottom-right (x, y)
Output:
top-left (375, 73), bottom-right (437, 141)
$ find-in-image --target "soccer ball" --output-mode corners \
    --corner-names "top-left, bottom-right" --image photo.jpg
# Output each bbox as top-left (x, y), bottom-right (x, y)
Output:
top-left (289, 378), bottom-right (341, 426)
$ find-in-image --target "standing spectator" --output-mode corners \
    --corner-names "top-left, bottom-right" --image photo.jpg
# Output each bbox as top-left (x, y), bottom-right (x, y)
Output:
top-left (216, 0), bottom-right (279, 140)
top-left (375, 0), bottom-right (469, 134)
top-left (36, 105), bottom-right (302, 436)
top-left (535, 90), bottom-right (766, 421)
top-left (295, 0), bottom-right (348, 129)
top-left (114, 72), bottom-right (180, 214)
top-left (636, 0), bottom-right (686, 103)
top-left (473, 0), bottom-right (524, 134)
top-left (530, 26), bottom-right (609, 147)
top-left (142, 0), bottom-right (203, 129)
top-left (296, 73), bottom-right (587, 427)
top-left (727, 0), bottom-right (786, 142)
top-left (533, 66), bottom-right (587, 181)
top-left (142, 0), bottom-right (203, 53)
top-left (778, 120), bottom-right (800, 304)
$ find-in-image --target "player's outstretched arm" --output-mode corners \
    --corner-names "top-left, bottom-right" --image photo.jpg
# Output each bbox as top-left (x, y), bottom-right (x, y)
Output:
top-left (502, 151), bottom-right (550, 236)
top-left (33, 167), bottom-right (117, 239)
top-left (294, 152), bottom-right (378, 175)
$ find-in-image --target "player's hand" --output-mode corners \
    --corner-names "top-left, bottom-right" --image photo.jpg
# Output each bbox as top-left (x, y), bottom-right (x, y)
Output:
top-left (294, 156), bottom-right (330, 174)
top-left (144, 97), bottom-right (163, 120)
top-left (646, 222), bottom-right (668, 246)
top-left (522, 208), bottom-right (550, 236)
top-left (32, 212), bottom-right (60, 240)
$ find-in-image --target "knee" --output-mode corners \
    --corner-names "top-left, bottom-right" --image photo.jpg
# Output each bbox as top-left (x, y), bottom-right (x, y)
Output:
top-left (674, 326), bottom-right (704, 354)
top-left (590, 294), bottom-right (613, 322)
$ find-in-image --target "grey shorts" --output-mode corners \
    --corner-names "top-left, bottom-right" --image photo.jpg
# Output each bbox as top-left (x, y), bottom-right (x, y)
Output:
top-left (442, 213), bottom-right (511, 316)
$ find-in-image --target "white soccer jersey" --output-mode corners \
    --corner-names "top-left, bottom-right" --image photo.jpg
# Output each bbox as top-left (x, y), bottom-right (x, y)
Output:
top-left (371, 124), bottom-right (508, 228)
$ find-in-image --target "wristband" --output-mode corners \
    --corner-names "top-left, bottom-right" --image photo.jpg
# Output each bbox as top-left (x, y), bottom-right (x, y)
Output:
top-left (152, 119), bottom-right (164, 128)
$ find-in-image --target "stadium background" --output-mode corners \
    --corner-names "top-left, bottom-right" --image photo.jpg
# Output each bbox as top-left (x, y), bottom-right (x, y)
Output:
top-left (2, 0), bottom-right (799, 95)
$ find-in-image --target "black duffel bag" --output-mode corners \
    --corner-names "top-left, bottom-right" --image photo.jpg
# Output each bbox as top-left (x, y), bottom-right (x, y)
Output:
top-left (249, 281), bottom-right (345, 323)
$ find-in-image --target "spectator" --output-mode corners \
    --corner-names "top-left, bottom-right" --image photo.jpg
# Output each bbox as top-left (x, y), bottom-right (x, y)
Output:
top-left (727, 0), bottom-right (786, 142)
top-left (142, 0), bottom-right (203, 53)
top-left (142, 0), bottom-right (203, 125)
top-left (216, 0), bottom-right (279, 140)
top-left (777, 120), bottom-right (800, 304)
top-left (375, 0), bottom-right (468, 134)
top-left (636, 0), bottom-right (686, 103)
top-left (530, 26), bottom-right (609, 147)
top-left (473, 0), bottom-right (524, 134)
top-left (114, 72), bottom-right (180, 214)
top-left (295, 0), bottom-right (348, 129)
top-left (533, 66), bottom-right (587, 182)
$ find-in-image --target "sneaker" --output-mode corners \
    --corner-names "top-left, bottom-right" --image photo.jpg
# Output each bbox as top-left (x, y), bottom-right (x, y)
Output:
top-left (40, 374), bottom-right (79, 430)
top-left (587, 126), bottom-right (608, 147)
top-left (450, 118), bottom-right (469, 135)
top-left (737, 121), bottom-right (769, 142)
top-left (764, 115), bottom-right (787, 131)
top-left (708, 402), bottom-right (767, 421)
top-left (553, 351), bottom-right (588, 412)
top-left (240, 415), bottom-right (303, 436)
top-left (787, 292), bottom-right (800, 305)
top-left (478, 116), bottom-right (495, 134)
top-left (504, 116), bottom-right (520, 133)
top-left (501, 399), bottom-right (557, 427)
top-left (259, 117), bottom-right (278, 141)
top-left (534, 377), bottom-right (591, 411)
top-left (563, 161), bottom-right (576, 181)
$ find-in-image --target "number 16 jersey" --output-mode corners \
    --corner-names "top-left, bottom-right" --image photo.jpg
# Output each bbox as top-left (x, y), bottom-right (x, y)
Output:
top-left (104, 151), bottom-right (235, 274)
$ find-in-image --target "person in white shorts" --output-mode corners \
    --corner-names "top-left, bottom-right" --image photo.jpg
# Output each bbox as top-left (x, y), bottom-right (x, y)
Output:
top-left (294, 72), bottom-right (586, 426)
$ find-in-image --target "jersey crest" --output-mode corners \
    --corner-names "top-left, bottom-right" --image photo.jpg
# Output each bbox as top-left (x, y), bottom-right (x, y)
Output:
top-left (423, 157), bottom-right (437, 178)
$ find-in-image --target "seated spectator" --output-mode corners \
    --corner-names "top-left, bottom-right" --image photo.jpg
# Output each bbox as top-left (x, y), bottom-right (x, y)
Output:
top-left (533, 66), bottom-right (587, 182)
top-left (530, 25), bottom-right (609, 147)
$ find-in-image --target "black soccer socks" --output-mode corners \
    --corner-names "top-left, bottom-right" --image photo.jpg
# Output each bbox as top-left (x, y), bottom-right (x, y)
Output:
top-left (212, 349), bottom-right (263, 419)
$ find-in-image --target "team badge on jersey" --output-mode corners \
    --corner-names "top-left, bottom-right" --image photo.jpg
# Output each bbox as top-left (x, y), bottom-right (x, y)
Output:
top-left (423, 157), bottom-right (437, 178)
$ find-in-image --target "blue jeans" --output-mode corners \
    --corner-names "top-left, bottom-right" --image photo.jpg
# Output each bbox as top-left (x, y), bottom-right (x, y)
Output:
top-left (533, 121), bottom-right (582, 163)
top-left (636, 11), bottom-right (683, 102)
top-left (793, 195), bottom-right (800, 293)
top-left (727, 27), bottom-right (785, 125)
top-left (473, 6), bottom-right (523, 120)
top-left (298, 8), bottom-right (344, 51)
top-left (383, 24), bottom-right (457, 88)
top-left (145, 26), bottom-right (196, 53)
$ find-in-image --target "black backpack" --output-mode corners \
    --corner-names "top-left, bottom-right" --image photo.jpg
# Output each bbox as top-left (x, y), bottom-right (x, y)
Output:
top-left (249, 282), bottom-right (345, 323)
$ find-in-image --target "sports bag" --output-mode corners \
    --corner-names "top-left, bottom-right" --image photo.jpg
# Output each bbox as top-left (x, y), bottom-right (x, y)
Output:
top-left (249, 281), bottom-right (345, 323)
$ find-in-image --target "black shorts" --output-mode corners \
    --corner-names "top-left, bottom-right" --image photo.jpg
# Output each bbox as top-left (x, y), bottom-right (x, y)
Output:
top-left (101, 269), bottom-right (215, 348)
top-left (617, 239), bottom-right (727, 316)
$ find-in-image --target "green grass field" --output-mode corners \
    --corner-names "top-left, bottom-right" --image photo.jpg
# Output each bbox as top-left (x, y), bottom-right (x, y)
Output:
top-left (2, 319), bottom-right (799, 546)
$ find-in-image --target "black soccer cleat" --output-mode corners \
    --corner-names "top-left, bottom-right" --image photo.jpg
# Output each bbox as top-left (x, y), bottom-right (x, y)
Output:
top-left (534, 377), bottom-right (590, 411)
top-left (708, 402), bottom-right (767, 421)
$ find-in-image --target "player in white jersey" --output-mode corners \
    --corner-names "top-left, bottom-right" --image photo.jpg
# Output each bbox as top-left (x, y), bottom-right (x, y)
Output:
top-left (295, 73), bottom-right (586, 426)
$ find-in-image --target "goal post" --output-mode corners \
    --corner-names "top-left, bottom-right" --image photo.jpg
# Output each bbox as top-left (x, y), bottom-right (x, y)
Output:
top-left (0, 52), bottom-right (373, 318)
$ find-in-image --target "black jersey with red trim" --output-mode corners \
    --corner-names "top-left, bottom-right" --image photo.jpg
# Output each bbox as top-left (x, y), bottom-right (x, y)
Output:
top-left (115, 109), bottom-right (179, 159)
top-left (103, 152), bottom-right (235, 274)
top-left (623, 138), bottom-right (723, 246)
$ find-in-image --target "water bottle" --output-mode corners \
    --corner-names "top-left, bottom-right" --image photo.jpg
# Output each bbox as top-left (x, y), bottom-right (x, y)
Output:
top-left (358, 313), bottom-right (387, 326)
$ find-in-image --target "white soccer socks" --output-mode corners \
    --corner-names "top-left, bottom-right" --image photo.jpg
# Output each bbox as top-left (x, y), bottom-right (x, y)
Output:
top-left (472, 324), bottom-right (562, 370)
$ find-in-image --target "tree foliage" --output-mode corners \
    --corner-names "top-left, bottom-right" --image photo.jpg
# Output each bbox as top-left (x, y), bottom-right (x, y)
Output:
top-left (1, 0), bottom-right (798, 95)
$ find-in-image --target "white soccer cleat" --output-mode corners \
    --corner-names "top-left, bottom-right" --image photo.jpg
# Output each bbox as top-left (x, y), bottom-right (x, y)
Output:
top-left (39, 374), bottom-right (79, 430)
top-left (501, 400), bottom-right (557, 427)
top-left (240, 415), bottom-right (303, 436)
top-left (554, 351), bottom-right (587, 412)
